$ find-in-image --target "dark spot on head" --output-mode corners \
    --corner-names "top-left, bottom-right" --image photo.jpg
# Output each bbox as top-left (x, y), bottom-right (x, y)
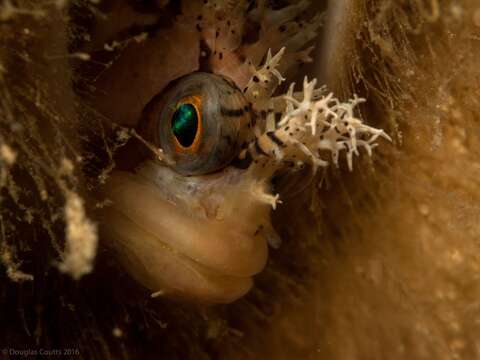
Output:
top-left (279, 25), bottom-right (286, 33)
top-left (219, 52), bottom-right (223, 60)
top-left (253, 76), bottom-right (260, 83)
top-left (197, 15), bottom-right (203, 20)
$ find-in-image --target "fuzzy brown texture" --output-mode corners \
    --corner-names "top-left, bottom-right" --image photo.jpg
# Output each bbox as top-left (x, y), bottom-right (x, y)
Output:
top-left (219, 1), bottom-right (480, 359)
top-left (0, 1), bottom-right (94, 282)
top-left (1, 0), bottom-right (479, 359)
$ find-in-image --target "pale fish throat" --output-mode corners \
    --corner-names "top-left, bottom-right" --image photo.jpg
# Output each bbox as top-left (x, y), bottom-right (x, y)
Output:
top-left (100, 162), bottom-right (279, 304)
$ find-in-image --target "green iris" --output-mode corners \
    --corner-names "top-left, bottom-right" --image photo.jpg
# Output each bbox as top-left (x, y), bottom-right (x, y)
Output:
top-left (171, 103), bottom-right (198, 147)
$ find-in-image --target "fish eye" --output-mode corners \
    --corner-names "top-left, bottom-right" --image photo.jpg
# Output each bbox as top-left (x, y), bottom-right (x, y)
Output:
top-left (170, 96), bottom-right (202, 152)
top-left (141, 72), bottom-right (253, 176)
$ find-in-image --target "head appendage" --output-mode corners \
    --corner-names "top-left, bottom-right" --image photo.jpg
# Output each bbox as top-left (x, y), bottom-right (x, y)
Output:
top-left (242, 48), bottom-right (391, 191)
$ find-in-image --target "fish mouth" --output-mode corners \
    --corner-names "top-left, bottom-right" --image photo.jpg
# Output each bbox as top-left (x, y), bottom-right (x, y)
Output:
top-left (99, 162), bottom-right (272, 304)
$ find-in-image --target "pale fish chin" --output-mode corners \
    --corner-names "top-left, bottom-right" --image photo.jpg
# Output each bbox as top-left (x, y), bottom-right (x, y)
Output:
top-left (99, 161), bottom-right (275, 304)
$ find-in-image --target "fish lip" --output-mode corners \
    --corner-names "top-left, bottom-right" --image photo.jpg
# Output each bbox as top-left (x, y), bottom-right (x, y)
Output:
top-left (100, 168), bottom-right (270, 297)
top-left (131, 162), bottom-right (271, 276)
top-left (100, 207), bottom-right (254, 303)
top-left (100, 202), bottom-right (255, 304)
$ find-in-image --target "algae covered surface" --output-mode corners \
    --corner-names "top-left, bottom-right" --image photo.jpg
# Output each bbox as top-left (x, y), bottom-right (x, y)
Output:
top-left (0, 1), bottom-right (479, 359)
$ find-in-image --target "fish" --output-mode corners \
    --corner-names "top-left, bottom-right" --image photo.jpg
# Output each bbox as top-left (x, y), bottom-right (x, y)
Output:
top-left (89, 0), bottom-right (389, 303)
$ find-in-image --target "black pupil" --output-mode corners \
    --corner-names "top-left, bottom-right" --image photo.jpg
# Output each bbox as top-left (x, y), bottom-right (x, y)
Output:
top-left (171, 103), bottom-right (198, 147)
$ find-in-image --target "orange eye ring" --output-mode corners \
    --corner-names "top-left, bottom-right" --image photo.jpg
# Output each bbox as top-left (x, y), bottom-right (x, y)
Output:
top-left (171, 95), bottom-right (203, 154)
